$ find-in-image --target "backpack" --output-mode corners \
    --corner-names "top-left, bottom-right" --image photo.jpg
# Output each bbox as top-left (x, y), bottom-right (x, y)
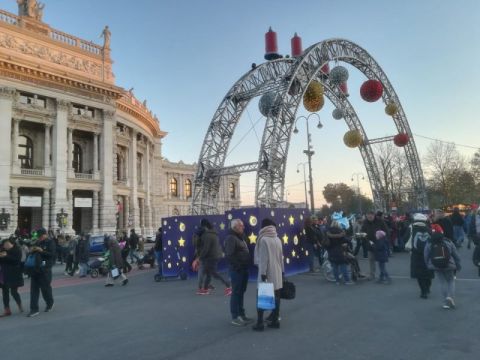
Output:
top-left (430, 241), bottom-right (451, 268)
top-left (24, 252), bottom-right (41, 274)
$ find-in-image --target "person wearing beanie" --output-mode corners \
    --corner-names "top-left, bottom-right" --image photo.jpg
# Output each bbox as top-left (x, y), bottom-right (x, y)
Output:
top-left (253, 218), bottom-right (284, 331)
top-left (424, 231), bottom-right (461, 309)
top-left (374, 230), bottom-right (391, 284)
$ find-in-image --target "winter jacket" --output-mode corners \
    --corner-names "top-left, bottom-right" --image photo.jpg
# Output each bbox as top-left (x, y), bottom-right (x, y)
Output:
top-left (154, 232), bottom-right (163, 252)
top-left (76, 238), bottom-right (90, 263)
top-left (424, 238), bottom-right (461, 271)
top-left (434, 218), bottom-right (454, 241)
top-left (129, 233), bottom-right (139, 250)
top-left (361, 218), bottom-right (388, 248)
top-left (256, 225), bottom-right (284, 290)
top-left (224, 230), bottom-right (250, 271)
top-left (304, 225), bottom-right (323, 245)
top-left (36, 237), bottom-right (56, 269)
top-left (325, 227), bottom-right (348, 265)
top-left (374, 237), bottom-right (389, 263)
top-left (107, 240), bottom-right (124, 269)
top-left (0, 244), bottom-right (24, 288)
top-left (409, 222), bottom-right (434, 279)
top-left (197, 229), bottom-right (223, 261)
top-left (450, 212), bottom-right (464, 227)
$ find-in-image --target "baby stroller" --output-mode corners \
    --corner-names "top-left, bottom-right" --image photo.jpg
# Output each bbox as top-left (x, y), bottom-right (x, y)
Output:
top-left (89, 257), bottom-right (109, 278)
top-left (137, 248), bottom-right (156, 270)
top-left (154, 247), bottom-right (187, 282)
top-left (322, 246), bottom-right (364, 282)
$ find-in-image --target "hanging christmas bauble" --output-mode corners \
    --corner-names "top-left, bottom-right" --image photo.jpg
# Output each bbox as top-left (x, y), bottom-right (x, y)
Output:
top-left (360, 79), bottom-right (383, 102)
top-left (303, 81), bottom-right (324, 112)
top-left (303, 95), bottom-right (324, 112)
top-left (330, 66), bottom-right (349, 85)
top-left (385, 102), bottom-right (398, 116)
top-left (332, 108), bottom-right (344, 120)
top-left (259, 92), bottom-right (281, 117)
top-left (343, 130), bottom-right (363, 148)
top-left (393, 133), bottom-right (409, 147)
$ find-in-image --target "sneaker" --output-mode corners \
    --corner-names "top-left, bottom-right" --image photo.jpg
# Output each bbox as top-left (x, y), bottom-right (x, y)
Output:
top-left (196, 288), bottom-right (210, 295)
top-left (231, 317), bottom-right (246, 326)
top-left (64, 272), bottom-right (69, 276)
top-left (224, 287), bottom-right (232, 296)
top-left (345, 281), bottom-right (355, 285)
top-left (446, 297), bottom-right (455, 309)
top-left (45, 304), bottom-right (54, 312)
top-left (105, 283), bottom-right (114, 287)
top-left (122, 278), bottom-right (129, 286)
top-left (0, 309), bottom-right (12, 317)
top-left (241, 315), bottom-right (254, 324)
top-left (27, 311), bottom-right (40, 318)
top-left (442, 304), bottom-right (451, 309)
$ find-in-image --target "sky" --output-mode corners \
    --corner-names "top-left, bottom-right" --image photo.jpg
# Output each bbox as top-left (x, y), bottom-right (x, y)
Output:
top-left (2, 0), bottom-right (479, 206)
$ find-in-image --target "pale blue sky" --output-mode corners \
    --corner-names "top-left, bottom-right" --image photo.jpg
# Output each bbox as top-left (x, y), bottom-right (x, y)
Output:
top-left (3, 0), bottom-right (479, 205)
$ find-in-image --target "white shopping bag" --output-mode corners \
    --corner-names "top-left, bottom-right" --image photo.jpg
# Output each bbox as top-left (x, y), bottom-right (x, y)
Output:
top-left (257, 282), bottom-right (275, 310)
top-left (111, 267), bottom-right (120, 279)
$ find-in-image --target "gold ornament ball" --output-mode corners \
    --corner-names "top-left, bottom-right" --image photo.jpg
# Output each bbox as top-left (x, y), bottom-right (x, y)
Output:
top-left (343, 130), bottom-right (363, 148)
top-left (385, 103), bottom-right (398, 116)
top-left (304, 80), bottom-right (323, 101)
top-left (303, 95), bottom-right (324, 112)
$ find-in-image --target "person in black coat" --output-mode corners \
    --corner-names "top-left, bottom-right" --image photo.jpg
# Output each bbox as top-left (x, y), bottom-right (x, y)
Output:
top-left (325, 222), bottom-right (353, 284)
top-left (0, 238), bottom-right (25, 316)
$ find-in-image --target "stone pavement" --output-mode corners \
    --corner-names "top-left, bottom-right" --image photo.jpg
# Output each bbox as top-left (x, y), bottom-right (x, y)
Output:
top-left (1, 247), bottom-right (479, 360)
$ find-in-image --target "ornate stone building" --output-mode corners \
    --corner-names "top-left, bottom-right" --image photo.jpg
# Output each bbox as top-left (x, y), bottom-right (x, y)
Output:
top-left (0, 2), bottom-right (240, 237)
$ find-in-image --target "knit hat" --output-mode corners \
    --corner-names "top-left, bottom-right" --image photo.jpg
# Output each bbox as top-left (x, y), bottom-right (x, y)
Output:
top-left (375, 230), bottom-right (386, 239)
top-left (261, 218), bottom-right (276, 228)
top-left (200, 218), bottom-right (213, 229)
top-left (431, 224), bottom-right (444, 234)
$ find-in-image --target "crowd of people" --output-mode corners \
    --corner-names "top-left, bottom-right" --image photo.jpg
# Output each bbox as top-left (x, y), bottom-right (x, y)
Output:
top-left (1, 205), bottom-right (478, 326)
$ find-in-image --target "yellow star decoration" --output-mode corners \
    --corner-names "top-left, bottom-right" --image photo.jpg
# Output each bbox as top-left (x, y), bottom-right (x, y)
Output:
top-left (178, 237), bottom-right (186, 247)
top-left (219, 222), bottom-right (226, 230)
top-left (292, 250), bottom-right (296, 257)
top-left (179, 222), bottom-right (186, 232)
top-left (248, 232), bottom-right (257, 244)
top-left (293, 235), bottom-right (299, 245)
top-left (282, 234), bottom-right (289, 245)
top-left (289, 215), bottom-right (295, 225)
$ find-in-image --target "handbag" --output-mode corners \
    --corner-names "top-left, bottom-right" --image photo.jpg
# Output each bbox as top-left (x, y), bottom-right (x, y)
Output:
top-left (110, 267), bottom-right (120, 279)
top-left (280, 280), bottom-right (296, 300)
top-left (257, 282), bottom-right (275, 310)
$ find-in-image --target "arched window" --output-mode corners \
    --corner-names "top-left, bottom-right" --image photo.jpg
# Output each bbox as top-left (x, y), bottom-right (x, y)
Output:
top-left (185, 179), bottom-right (192, 198)
top-left (137, 153), bottom-right (143, 185)
top-left (18, 135), bottom-right (33, 169)
top-left (229, 182), bottom-right (236, 199)
top-left (72, 143), bottom-right (82, 173)
top-left (170, 178), bottom-right (178, 197)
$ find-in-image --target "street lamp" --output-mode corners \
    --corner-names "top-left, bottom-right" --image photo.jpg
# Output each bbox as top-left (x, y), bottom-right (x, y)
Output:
top-left (293, 113), bottom-right (322, 213)
top-left (351, 172), bottom-right (365, 214)
top-left (296, 162), bottom-right (309, 209)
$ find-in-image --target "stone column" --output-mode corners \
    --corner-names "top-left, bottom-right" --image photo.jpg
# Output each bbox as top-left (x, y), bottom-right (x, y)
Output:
top-left (67, 128), bottom-right (73, 176)
top-left (12, 118), bottom-right (20, 173)
top-left (44, 124), bottom-right (51, 176)
top-left (99, 110), bottom-right (116, 234)
top-left (42, 188), bottom-right (50, 229)
top-left (52, 99), bottom-right (70, 233)
top-left (0, 88), bottom-right (15, 236)
top-left (129, 130), bottom-right (139, 230)
top-left (11, 187), bottom-right (18, 232)
top-left (124, 195), bottom-right (129, 231)
top-left (93, 133), bottom-right (99, 178)
top-left (145, 143), bottom-right (152, 234)
top-left (67, 189), bottom-right (74, 234)
top-left (92, 190), bottom-right (99, 233)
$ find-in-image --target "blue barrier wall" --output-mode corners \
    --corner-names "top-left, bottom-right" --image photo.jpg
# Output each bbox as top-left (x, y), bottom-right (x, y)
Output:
top-left (160, 207), bottom-right (310, 279)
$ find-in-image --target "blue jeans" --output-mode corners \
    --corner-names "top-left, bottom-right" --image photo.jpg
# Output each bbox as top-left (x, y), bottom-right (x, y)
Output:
top-left (453, 226), bottom-right (465, 246)
top-left (129, 249), bottom-right (140, 263)
top-left (378, 261), bottom-right (390, 281)
top-left (332, 263), bottom-right (350, 283)
top-left (79, 262), bottom-right (88, 277)
top-left (306, 243), bottom-right (322, 270)
top-left (229, 267), bottom-right (249, 319)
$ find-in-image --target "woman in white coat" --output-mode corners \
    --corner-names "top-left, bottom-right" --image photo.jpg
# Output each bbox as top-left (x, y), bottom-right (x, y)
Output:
top-left (253, 218), bottom-right (284, 331)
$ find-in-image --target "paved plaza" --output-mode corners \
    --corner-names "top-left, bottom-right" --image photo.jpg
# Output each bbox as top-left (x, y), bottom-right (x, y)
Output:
top-left (1, 248), bottom-right (479, 360)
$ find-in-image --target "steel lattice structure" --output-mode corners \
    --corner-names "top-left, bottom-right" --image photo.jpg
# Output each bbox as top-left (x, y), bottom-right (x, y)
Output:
top-left (192, 39), bottom-right (427, 214)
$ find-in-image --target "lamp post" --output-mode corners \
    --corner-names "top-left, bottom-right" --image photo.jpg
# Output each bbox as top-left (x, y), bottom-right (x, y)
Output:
top-left (351, 172), bottom-right (365, 214)
top-left (296, 162), bottom-right (309, 209)
top-left (293, 113), bottom-right (322, 214)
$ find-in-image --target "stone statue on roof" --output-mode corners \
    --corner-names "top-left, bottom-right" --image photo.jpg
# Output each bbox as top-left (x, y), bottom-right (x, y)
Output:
top-left (17, 0), bottom-right (45, 21)
top-left (100, 25), bottom-right (111, 49)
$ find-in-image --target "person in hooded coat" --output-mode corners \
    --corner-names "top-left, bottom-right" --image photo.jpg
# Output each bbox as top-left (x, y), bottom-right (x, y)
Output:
top-left (0, 238), bottom-right (24, 316)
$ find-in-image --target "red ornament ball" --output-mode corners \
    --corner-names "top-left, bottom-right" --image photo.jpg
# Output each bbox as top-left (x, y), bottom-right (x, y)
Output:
top-left (393, 133), bottom-right (409, 147)
top-left (360, 80), bottom-right (383, 102)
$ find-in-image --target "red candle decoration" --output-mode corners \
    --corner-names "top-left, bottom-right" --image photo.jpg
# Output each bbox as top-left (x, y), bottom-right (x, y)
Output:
top-left (291, 33), bottom-right (302, 57)
top-left (360, 79), bottom-right (383, 102)
top-left (339, 81), bottom-right (349, 96)
top-left (265, 27), bottom-right (281, 60)
top-left (393, 133), bottom-right (409, 147)
top-left (321, 63), bottom-right (330, 75)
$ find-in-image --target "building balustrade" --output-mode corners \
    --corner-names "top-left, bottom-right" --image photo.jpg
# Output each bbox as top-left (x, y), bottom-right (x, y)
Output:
top-left (20, 168), bottom-right (44, 176)
top-left (74, 172), bottom-right (94, 180)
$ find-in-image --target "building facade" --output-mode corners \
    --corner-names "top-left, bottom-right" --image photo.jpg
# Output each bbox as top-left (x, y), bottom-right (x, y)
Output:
top-left (0, 3), bottom-right (240, 237)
